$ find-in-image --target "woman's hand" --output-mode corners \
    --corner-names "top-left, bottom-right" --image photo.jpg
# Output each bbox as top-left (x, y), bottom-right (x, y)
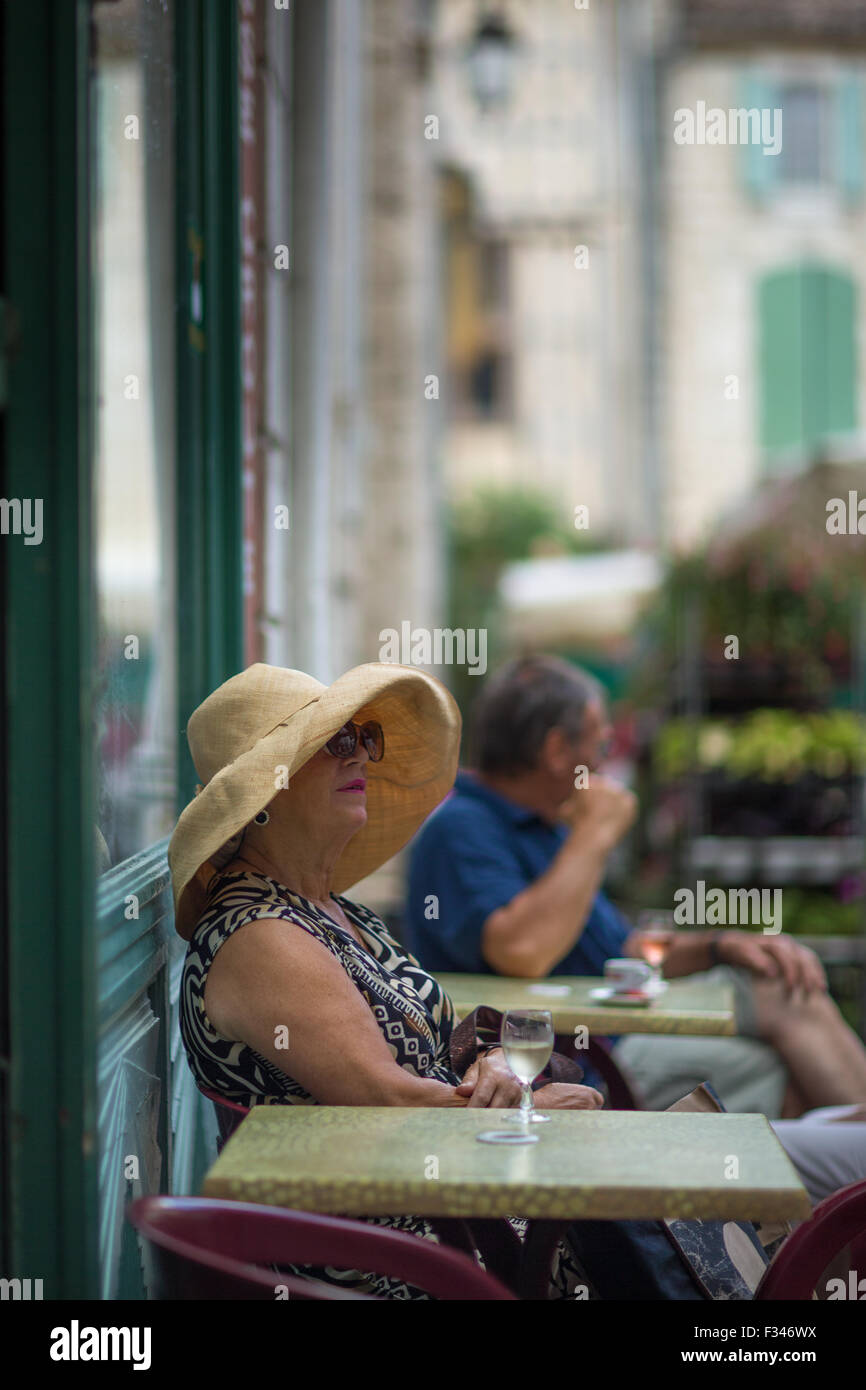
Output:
top-left (455, 1048), bottom-right (524, 1108)
top-left (532, 1082), bottom-right (604, 1110)
top-left (455, 1053), bottom-right (605, 1111)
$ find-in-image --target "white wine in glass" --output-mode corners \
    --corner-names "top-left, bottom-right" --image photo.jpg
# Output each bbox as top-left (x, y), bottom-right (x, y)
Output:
top-left (501, 1010), bottom-right (553, 1127)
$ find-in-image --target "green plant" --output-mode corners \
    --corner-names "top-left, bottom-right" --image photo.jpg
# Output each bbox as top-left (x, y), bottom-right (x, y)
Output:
top-left (654, 710), bottom-right (866, 782)
top-left (765, 888), bottom-right (864, 937)
top-left (632, 466), bottom-right (866, 709)
top-left (446, 484), bottom-right (614, 718)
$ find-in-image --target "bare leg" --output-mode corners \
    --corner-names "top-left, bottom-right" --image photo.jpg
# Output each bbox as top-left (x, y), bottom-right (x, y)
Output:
top-left (752, 977), bottom-right (866, 1110)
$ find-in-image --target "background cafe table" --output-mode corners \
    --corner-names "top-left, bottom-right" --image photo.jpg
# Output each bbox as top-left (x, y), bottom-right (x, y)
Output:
top-left (202, 1106), bottom-right (811, 1296)
top-left (434, 972), bottom-right (737, 1036)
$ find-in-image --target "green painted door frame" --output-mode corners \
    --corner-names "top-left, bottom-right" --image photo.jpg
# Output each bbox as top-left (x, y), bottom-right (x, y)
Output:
top-left (3, 0), bottom-right (98, 1302)
top-left (177, 0), bottom-right (243, 796)
top-left (3, 0), bottom-right (242, 1298)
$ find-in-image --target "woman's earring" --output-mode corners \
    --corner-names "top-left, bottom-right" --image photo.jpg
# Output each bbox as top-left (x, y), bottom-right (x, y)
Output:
top-left (253, 809), bottom-right (270, 825)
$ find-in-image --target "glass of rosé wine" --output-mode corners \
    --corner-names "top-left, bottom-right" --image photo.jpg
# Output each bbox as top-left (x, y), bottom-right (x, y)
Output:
top-left (635, 911), bottom-right (677, 984)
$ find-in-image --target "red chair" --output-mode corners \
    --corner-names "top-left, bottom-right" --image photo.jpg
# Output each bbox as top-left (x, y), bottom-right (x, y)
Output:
top-left (127, 1196), bottom-right (517, 1300)
top-left (755, 1178), bottom-right (866, 1300)
top-left (194, 1086), bottom-right (517, 1283)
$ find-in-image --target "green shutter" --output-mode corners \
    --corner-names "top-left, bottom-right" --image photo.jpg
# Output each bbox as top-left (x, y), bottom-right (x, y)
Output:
top-left (837, 75), bottom-right (863, 201)
top-left (800, 267), bottom-right (826, 448)
top-left (759, 264), bottom-right (857, 460)
top-left (823, 268), bottom-right (857, 437)
top-left (759, 267), bottom-right (804, 451)
top-left (741, 73), bottom-right (777, 201)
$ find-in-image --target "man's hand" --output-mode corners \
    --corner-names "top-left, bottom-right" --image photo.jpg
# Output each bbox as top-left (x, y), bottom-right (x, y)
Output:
top-left (532, 1082), bottom-right (605, 1110)
top-left (717, 931), bottom-right (827, 995)
top-left (455, 1049), bottom-right (524, 1108)
top-left (556, 774), bottom-right (638, 850)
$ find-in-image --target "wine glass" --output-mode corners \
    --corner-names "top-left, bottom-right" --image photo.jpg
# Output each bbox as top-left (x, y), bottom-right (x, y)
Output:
top-left (500, 1009), bottom-right (554, 1127)
top-left (475, 1009), bottom-right (554, 1146)
top-left (635, 910), bottom-right (677, 985)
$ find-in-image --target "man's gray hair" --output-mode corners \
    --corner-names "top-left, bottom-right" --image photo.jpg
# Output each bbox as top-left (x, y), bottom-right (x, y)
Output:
top-left (469, 655), bottom-right (603, 776)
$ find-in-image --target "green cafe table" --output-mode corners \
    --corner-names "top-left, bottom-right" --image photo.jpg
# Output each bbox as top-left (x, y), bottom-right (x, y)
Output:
top-left (434, 972), bottom-right (737, 1037)
top-left (202, 1105), bottom-right (811, 1297)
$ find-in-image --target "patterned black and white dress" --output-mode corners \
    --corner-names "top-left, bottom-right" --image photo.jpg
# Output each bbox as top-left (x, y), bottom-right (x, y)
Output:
top-left (180, 869), bottom-right (590, 1299)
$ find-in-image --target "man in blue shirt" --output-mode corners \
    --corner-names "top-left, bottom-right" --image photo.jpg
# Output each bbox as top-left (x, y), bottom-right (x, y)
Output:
top-left (406, 767), bottom-right (634, 977)
top-left (405, 655), bottom-right (866, 1116)
top-left (406, 657), bottom-right (653, 983)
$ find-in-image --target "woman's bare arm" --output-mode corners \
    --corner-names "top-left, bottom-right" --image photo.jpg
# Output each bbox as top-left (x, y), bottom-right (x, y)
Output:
top-left (203, 916), bottom-right (468, 1106)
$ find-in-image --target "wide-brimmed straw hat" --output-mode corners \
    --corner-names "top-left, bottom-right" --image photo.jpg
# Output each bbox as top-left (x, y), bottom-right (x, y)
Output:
top-left (168, 661), bottom-right (461, 940)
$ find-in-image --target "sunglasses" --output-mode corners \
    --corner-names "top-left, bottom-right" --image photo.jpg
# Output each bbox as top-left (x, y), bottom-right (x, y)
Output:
top-left (324, 719), bottom-right (385, 762)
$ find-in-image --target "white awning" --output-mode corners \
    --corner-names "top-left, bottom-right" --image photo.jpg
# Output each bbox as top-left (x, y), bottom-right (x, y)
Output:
top-left (499, 549), bottom-right (662, 646)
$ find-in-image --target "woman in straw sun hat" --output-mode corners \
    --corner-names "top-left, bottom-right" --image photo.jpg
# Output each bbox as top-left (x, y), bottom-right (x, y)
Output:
top-left (171, 660), bottom-right (602, 1299)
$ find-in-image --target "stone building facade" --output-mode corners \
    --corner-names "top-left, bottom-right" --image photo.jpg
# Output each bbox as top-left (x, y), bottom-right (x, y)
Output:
top-left (659, 0), bottom-right (866, 547)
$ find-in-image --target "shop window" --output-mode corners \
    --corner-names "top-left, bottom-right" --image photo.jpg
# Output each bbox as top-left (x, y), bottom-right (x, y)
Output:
top-left (92, 0), bottom-right (178, 871)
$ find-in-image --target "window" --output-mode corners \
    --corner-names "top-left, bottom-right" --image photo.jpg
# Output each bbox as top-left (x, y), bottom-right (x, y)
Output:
top-left (92, 0), bottom-right (178, 871)
top-left (776, 83), bottom-right (828, 185)
top-left (741, 71), bottom-right (863, 202)
top-left (446, 231), bottom-right (513, 421)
